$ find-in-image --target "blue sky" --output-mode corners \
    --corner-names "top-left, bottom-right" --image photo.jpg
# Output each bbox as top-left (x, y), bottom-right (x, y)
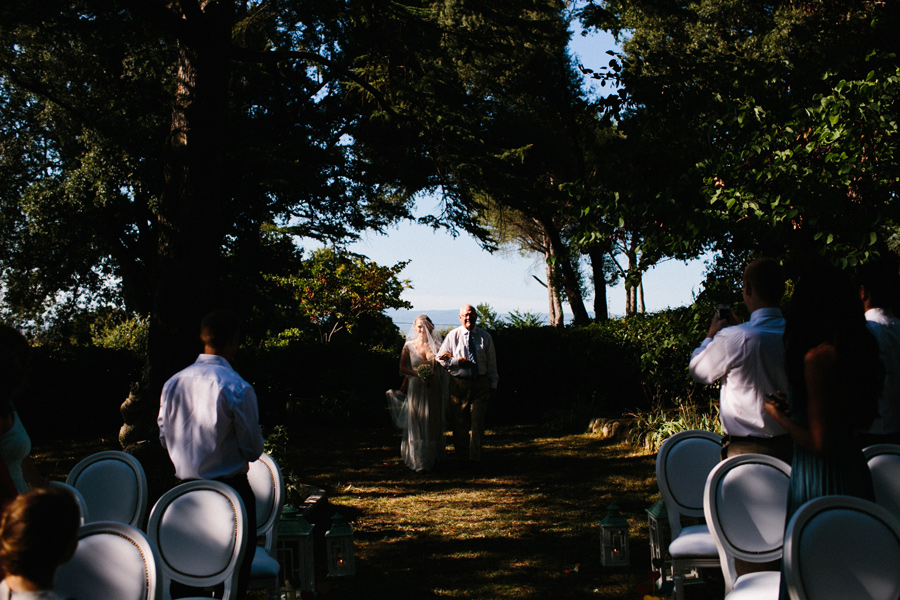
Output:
top-left (304, 22), bottom-right (710, 319)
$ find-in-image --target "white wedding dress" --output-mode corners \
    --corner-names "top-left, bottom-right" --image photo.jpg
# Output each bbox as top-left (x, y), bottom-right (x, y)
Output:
top-left (399, 342), bottom-right (444, 472)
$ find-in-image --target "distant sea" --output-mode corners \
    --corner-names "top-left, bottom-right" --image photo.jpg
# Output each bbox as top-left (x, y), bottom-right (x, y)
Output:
top-left (385, 308), bottom-right (557, 334)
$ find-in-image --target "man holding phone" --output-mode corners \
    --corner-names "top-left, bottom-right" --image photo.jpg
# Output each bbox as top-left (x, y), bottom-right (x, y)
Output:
top-left (689, 257), bottom-right (792, 463)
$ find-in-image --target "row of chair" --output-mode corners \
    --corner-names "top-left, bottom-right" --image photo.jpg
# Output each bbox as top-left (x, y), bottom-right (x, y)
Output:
top-left (51, 450), bottom-right (287, 600)
top-left (658, 430), bottom-right (900, 600)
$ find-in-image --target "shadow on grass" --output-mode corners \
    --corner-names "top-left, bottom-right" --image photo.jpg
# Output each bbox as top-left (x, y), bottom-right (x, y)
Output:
top-left (34, 422), bottom-right (726, 599)
top-left (287, 422), bottom-right (665, 599)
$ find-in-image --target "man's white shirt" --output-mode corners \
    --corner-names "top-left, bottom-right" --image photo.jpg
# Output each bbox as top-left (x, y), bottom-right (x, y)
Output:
top-left (158, 353), bottom-right (264, 480)
top-left (689, 307), bottom-right (788, 437)
top-left (865, 308), bottom-right (900, 435)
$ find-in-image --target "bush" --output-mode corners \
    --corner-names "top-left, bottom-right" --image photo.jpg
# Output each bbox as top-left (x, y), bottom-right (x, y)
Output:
top-left (627, 400), bottom-right (723, 453)
top-left (15, 305), bottom-right (723, 444)
top-left (238, 337), bottom-right (402, 428)
top-left (18, 345), bottom-right (143, 443)
top-left (491, 307), bottom-right (716, 429)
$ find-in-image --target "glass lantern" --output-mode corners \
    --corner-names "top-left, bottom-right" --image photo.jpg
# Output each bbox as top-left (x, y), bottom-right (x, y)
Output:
top-left (325, 512), bottom-right (355, 577)
top-left (646, 499), bottom-right (672, 587)
top-left (599, 503), bottom-right (631, 567)
top-left (275, 506), bottom-right (316, 592)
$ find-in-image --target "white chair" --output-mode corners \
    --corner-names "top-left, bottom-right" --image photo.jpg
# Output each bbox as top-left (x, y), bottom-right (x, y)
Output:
top-left (704, 454), bottom-right (791, 599)
top-left (863, 444), bottom-right (900, 517)
top-left (66, 450), bottom-right (149, 528)
top-left (48, 480), bottom-right (90, 524)
top-left (147, 480), bottom-right (248, 600)
top-left (783, 495), bottom-right (900, 600)
top-left (54, 521), bottom-right (162, 600)
top-left (656, 429), bottom-right (724, 599)
top-left (247, 453), bottom-right (286, 593)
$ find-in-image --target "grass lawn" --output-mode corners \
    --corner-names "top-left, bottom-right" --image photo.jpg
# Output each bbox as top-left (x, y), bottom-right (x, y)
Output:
top-left (32, 422), bottom-right (726, 599)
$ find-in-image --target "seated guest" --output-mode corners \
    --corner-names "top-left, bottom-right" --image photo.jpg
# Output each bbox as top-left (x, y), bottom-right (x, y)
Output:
top-left (0, 487), bottom-right (80, 599)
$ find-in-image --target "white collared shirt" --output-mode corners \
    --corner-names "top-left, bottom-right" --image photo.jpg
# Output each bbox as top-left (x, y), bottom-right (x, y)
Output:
top-left (689, 307), bottom-right (788, 437)
top-left (437, 326), bottom-right (499, 388)
top-left (158, 354), bottom-right (264, 480)
top-left (865, 308), bottom-right (900, 435)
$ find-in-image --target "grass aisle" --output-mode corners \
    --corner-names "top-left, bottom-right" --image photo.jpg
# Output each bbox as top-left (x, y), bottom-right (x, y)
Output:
top-left (287, 423), bottom-right (659, 599)
top-left (34, 423), bottom-right (687, 599)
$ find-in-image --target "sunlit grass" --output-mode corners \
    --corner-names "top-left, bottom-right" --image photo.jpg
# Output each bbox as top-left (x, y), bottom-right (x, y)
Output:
top-left (34, 423), bottom-right (718, 599)
top-left (274, 423), bottom-right (662, 599)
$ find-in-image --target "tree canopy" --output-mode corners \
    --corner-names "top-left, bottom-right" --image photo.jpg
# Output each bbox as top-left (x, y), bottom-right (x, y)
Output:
top-left (578, 0), bottom-right (900, 280)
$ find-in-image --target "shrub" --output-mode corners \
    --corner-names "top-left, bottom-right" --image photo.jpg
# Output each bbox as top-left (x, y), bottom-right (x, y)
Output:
top-left (90, 315), bottom-right (149, 358)
top-left (627, 400), bottom-right (723, 453)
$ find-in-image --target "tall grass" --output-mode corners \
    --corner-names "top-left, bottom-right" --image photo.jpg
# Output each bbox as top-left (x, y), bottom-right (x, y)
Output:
top-left (627, 400), bottom-right (723, 453)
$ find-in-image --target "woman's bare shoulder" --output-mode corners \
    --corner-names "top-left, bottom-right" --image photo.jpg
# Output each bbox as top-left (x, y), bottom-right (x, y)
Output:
top-left (804, 342), bottom-right (838, 369)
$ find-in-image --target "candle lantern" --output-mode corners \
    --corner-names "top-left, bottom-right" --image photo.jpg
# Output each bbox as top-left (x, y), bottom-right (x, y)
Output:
top-left (646, 499), bottom-right (672, 587)
top-left (325, 512), bottom-right (356, 577)
top-left (275, 506), bottom-right (316, 592)
top-left (599, 503), bottom-right (631, 567)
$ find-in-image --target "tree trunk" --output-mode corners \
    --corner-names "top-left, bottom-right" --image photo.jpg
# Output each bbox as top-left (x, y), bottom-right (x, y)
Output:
top-left (126, 1), bottom-right (234, 449)
top-left (545, 258), bottom-right (564, 327)
top-left (638, 280), bottom-right (646, 314)
top-left (537, 217), bottom-right (591, 325)
top-left (623, 247), bottom-right (639, 317)
top-left (587, 245), bottom-right (609, 322)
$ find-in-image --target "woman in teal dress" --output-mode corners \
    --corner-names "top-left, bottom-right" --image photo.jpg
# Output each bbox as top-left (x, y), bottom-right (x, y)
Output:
top-left (765, 263), bottom-right (884, 599)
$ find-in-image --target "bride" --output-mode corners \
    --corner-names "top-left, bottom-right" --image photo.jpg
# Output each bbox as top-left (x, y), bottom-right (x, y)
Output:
top-left (387, 314), bottom-right (446, 472)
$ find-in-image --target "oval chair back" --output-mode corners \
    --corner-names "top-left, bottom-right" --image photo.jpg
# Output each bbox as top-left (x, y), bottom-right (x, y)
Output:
top-left (66, 450), bottom-right (148, 528)
top-left (147, 480), bottom-right (248, 600)
top-left (783, 495), bottom-right (900, 600)
top-left (704, 454), bottom-right (791, 596)
top-left (247, 453), bottom-right (285, 593)
top-left (55, 521), bottom-right (162, 600)
top-left (863, 444), bottom-right (900, 518)
top-left (656, 429), bottom-right (724, 600)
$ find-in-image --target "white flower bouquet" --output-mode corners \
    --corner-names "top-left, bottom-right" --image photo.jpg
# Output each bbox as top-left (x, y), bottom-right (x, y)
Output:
top-left (417, 363), bottom-right (433, 382)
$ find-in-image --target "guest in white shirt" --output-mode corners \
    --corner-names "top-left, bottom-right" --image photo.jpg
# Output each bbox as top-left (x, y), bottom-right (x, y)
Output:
top-left (690, 257), bottom-right (792, 463)
top-left (856, 258), bottom-right (900, 447)
top-left (158, 309), bottom-right (264, 599)
top-left (438, 305), bottom-right (498, 467)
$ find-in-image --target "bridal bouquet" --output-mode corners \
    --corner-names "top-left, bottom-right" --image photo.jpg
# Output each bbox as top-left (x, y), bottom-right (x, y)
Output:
top-left (417, 363), bottom-right (433, 382)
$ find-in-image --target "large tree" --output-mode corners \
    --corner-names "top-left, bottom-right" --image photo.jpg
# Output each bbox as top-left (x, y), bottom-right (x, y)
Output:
top-left (0, 0), bottom-right (423, 445)
top-left (2, 0), bottom-right (611, 447)
top-left (577, 0), bottom-right (900, 274)
top-left (352, 0), bottom-right (606, 325)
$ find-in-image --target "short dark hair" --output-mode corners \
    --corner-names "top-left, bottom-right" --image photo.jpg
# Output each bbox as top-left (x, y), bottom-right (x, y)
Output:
top-left (199, 309), bottom-right (241, 350)
top-left (0, 488), bottom-right (81, 583)
top-left (743, 257), bottom-right (785, 305)
top-left (0, 324), bottom-right (28, 410)
top-left (855, 256), bottom-right (900, 308)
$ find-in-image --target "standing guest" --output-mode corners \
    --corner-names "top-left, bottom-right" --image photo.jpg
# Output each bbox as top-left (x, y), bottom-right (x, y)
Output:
top-left (438, 305), bottom-right (498, 468)
top-left (0, 487), bottom-right (80, 600)
top-left (689, 257), bottom-right (792, 463)
top-left (855, 258), bottom-right (900, 447)
top-left (0, 325), bottom-right (46, 494)
top-left (158, 309), bottom-right (264, 600)
top-left (764, 264), bottom-right (883, 600)
top-left (386, 315), bottom-right (446, 472)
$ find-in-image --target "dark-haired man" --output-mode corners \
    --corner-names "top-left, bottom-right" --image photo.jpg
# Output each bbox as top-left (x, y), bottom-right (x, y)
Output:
top-left (158, 309), bottom-right (264, 599)
top-left (689, 257), bottom-right (792, 463)
top-left (856, 259), bottom-right (900, 447)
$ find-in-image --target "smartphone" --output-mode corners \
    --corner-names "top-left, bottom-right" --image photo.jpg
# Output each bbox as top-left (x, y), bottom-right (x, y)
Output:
top-left (766, 392), bottom-right (788, 410)
top-left (717, 304), bottom-right (730, 320)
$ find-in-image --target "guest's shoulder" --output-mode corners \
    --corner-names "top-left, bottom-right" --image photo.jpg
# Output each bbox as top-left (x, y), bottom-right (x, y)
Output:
top-left (804, 342), bottom-right (837, 369)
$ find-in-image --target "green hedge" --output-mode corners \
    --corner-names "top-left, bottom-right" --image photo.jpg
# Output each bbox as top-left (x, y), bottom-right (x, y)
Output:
top-left (17, 346), bottom-right (143, 443)
top-left (16, 307), bottom-right (718, 441)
